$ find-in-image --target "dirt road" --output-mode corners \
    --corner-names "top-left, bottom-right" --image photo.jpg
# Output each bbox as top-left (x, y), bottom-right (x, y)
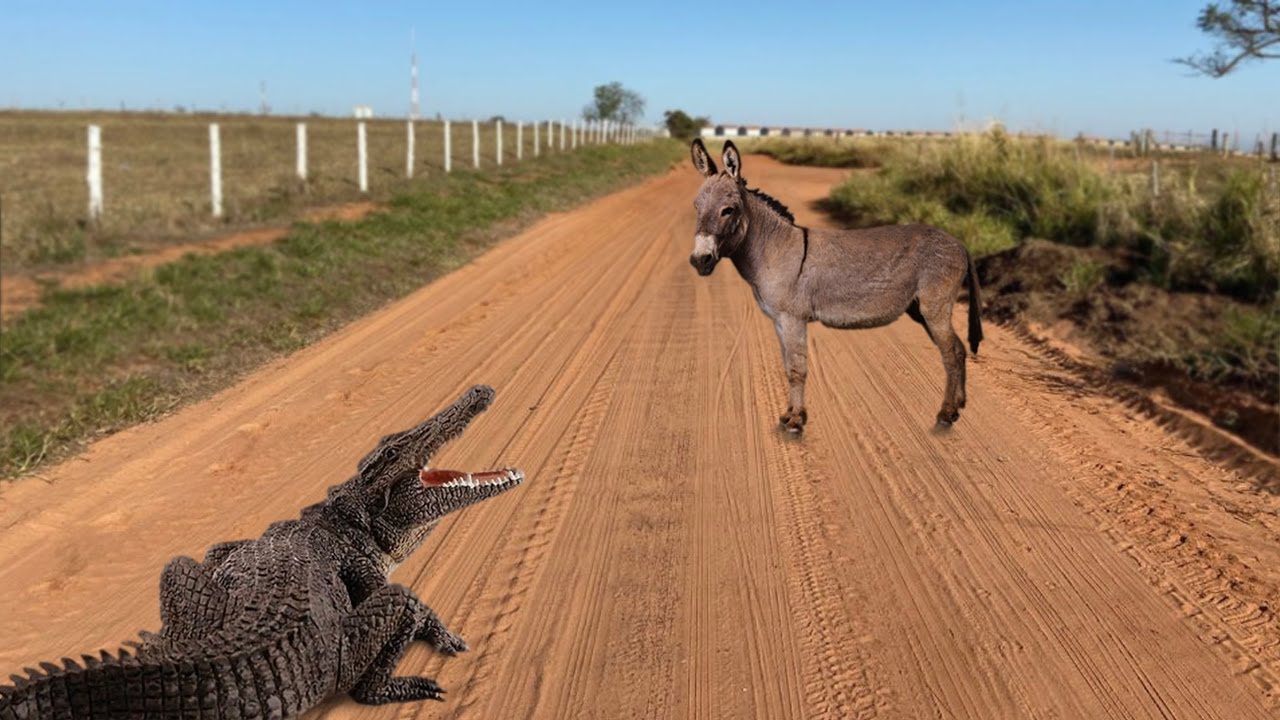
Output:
top-left (2, 157), bottom-right (1278, 719)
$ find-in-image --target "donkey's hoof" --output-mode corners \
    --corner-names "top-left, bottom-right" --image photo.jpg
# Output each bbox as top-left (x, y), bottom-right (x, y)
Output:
top-left (936, 408), bottom-right (960, 426)
top-left (779, 409), bottom-right (807, 434)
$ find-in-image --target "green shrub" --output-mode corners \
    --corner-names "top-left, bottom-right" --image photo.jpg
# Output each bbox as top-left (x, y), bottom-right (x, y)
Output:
top-left (1060, 258), bottom-right (1106, 298)
top-left (752, 138), bottom-right (889, 169)
top-left (823, 128), bottom-right (1279, 302)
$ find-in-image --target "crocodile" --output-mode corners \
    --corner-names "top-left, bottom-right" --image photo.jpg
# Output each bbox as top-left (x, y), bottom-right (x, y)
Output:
top-left (0, 384), bottom-right (524, 720)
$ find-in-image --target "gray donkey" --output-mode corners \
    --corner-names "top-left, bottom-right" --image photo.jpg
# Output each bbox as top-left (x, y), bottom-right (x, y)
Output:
top-left (688, 139), bottom-right (982, 430)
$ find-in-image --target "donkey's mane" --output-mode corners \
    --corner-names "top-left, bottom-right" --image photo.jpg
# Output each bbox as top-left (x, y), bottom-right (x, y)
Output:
top-left (741, 180), bottom-right (796, 224)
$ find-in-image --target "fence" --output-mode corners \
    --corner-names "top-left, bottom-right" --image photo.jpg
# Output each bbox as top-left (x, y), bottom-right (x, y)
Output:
top-left (704, 122), bottom-right (1280, 161)
top-left (0, 111), bottom-right (655, 267)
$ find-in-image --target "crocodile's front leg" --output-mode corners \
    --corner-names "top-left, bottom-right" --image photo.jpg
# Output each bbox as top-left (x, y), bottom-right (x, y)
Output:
top-left (415, 605), bottom-right (469, 655)
top-left (341, 559), bottom-right (467, 655)
top-left (341, 583), bottom-right (456, 705)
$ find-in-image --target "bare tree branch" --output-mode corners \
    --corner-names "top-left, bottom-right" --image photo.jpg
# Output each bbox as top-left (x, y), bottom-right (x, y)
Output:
top-left (1175, 0), bottom-right (1280, 76)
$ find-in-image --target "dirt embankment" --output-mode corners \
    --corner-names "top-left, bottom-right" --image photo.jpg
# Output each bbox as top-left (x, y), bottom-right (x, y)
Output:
top-left (1, 158), bottom-right (1277, 718)
top-left (975, 240), bottom-right (1278, 459)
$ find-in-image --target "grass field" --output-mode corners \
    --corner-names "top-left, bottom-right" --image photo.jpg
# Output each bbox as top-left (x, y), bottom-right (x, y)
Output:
top-left (0, 111), bottom-right (572, 270)
top-left (0, 138), bottom-right (684, 478)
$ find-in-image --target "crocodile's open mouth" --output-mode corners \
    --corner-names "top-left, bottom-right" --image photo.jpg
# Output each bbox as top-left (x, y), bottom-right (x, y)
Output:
top-left (419, 467), bottom-right (524, 488)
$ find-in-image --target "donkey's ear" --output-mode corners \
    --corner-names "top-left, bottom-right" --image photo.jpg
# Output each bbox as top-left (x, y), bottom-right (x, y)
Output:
top-left (722, 141), bottom-right (742, 180)
top-left (690, 138), bottom-right (717, 177)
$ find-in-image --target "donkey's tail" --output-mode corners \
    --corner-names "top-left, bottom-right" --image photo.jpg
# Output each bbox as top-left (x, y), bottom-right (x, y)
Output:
top-left (965, 252), bottom-right (984, 355)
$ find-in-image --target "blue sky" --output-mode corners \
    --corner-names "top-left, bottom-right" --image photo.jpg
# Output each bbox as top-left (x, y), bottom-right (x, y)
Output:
top-left (2, 0), bottom-right (1275, 141)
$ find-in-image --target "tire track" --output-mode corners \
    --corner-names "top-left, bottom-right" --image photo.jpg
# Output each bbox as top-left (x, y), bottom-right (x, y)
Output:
top-left (446, 352), bottom-right (622, 719)
top-left (978, 338), bottom-right (1280, 709)
top-left (744, 322), bottom-right (882, 719)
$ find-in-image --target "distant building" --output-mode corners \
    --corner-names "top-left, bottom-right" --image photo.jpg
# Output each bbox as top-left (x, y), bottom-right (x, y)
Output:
top-left (699, 123), bottom-right (869, 138)
top-left (353, 105), bottom-right (374, 119)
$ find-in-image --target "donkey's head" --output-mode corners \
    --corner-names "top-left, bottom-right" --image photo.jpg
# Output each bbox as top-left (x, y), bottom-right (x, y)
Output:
top-left (689, 139), bottom-right (747, 276)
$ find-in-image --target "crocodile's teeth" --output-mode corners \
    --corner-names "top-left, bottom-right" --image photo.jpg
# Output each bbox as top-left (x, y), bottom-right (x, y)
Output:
top-left (422, 467), bottom-right (522, 488)
top-left (441, 468), bottom-right (523, 488)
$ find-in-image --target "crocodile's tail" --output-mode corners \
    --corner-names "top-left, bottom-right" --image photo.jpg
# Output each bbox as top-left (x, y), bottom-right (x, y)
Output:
top-left (0, 630), bottom-right (324, 720)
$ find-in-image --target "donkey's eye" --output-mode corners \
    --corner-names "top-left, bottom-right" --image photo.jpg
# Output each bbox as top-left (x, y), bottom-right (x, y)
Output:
top-left (721, 207), bottom-right (736, 217)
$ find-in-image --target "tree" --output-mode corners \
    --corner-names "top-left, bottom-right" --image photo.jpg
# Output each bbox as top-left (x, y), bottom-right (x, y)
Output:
top-left (1177, 1), bottom-right (1279, 76)
top-left (663, 109), bottom-right (709, 141)
top-left (583, 82), bottom-right (646, 123)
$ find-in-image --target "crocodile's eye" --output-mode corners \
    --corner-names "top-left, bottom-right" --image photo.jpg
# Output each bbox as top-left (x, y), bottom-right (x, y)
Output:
top-left (721, 207), bottom-right (735, 217)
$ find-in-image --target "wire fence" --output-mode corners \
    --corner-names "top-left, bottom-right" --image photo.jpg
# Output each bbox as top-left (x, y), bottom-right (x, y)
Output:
top-left (0, 111), bottom-right (652, 268)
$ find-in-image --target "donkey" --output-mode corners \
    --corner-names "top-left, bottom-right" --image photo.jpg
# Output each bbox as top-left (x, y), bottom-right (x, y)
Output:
top-left (688, 138), bottom-right (983, 430)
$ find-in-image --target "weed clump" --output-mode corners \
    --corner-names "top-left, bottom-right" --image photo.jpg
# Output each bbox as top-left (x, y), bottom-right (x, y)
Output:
top-left (826, 127), bottom-right (1279, 304)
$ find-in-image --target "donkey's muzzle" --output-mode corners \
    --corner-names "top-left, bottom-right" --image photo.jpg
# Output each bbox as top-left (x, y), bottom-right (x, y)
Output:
top-left (690, 254), bottom-right (718, 276)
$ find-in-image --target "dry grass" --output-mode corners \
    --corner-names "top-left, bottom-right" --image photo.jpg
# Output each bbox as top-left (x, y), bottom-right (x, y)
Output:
top-left (0, 110), bottom-right (564, 269)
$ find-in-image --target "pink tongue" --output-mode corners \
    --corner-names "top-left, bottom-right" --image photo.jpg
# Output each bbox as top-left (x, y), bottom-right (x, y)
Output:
top-left (419, 468), bottom-right (508, 486)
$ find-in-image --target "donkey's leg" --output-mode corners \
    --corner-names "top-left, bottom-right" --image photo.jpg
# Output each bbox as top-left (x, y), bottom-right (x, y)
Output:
top-left (773, 315), bottom-right (809, 432)
top-left (909, 297), bottom-right (965, 406)
top-left (920, 299), bottom-right (966, 425)
top-left (905, 298), bottom-right (933, 342)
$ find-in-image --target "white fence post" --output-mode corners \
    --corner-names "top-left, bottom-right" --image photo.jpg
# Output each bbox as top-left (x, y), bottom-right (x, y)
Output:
top-left (472, 120), bottom-right (480, 168)
top-left (572, 120), bottom-right (578, 149)
top-left (444, 120), bottom-right (452, 173)
top-left (209, 123), bottom-right (223, 217)
top-left (357, 121), bottom-right (368, 192)
top-left (517, 122), bottom-right (523, 160)
top-left (86, 125), bottom-right (103, 223)
top-left (296, 123), bottom-right (307, 180)
top-left (496, 120), bottom-right (503, 166)
top-left (560, 119), bottom-right (566, 150)
top-left (406, 120), bottom-right (415, 178)
top-left (547, 121), bottom-right (554, 152)
top-left (534, 121), bottom-right (540, 157)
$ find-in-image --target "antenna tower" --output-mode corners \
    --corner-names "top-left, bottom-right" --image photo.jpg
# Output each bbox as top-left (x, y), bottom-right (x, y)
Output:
top-left (410, 28), bottom-right (420, 120)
